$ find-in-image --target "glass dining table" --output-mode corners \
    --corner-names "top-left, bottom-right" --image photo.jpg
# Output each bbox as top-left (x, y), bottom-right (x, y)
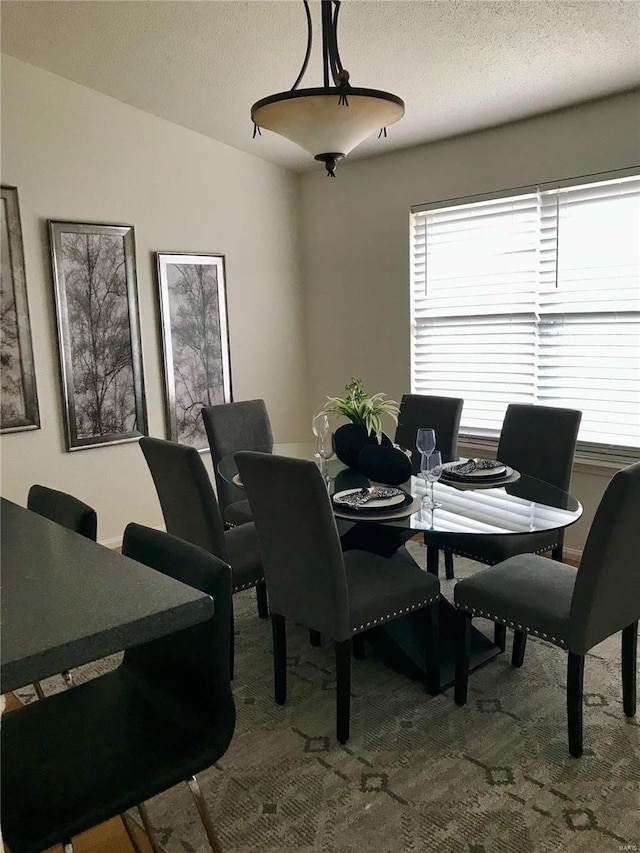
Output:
top-left (217, 442), bottom-right (583, 686)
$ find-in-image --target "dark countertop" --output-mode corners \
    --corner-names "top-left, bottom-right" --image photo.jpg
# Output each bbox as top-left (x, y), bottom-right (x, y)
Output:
top-left (1, 498), bottom-right (214, 693)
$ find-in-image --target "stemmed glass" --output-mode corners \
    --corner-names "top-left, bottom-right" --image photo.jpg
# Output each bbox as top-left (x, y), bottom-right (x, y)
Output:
top-left (416, 428), bottom-right (436, 457)
top-left (312, 413), bottom-right (334, 486)
top-left (420, 450), bottom-right (443, 511)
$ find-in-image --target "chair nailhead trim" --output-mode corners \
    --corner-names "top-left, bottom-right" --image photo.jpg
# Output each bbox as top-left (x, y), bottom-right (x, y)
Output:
top-left (352, 595), bottom-right (439, 633)
top-left (455, 604), bottom-right (566, 646)
top-left (233, 578), bottom-right (265, 593)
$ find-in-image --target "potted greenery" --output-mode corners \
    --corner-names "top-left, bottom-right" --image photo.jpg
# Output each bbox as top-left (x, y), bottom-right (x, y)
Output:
top-left (320, 378), bottom-right (402, 470)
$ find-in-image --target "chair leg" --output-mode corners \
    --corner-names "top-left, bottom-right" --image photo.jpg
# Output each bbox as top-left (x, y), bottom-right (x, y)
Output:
top-left (229, 597), bottom-right (235, 681)
top-left (454, 610), bottom-right (472, 706)
top-left (272, 614), bottom-right (287, 705)
top-left (335, 640), bottom-right (351, 744)
top-left (188, 775), bottom-right (224, 853)
top-left (309, 629), bottom-right (322, 647)
top-left (352, 634), bottom-right (366, 660)
top-left (33, 680), bottom-right (45, 700)
top-left (426, 543), bottom-right (439, 576)
top-left (512, 630), bottom-right (527, 667)
top-left (256, 579), bottom-right (269, 619)
top-left (444, 550), bottom-right (455, 580)
top-left (551, 544), bottom-right (563, 562)
top-left (136, 803), bottom-right (162, 853)
top-left (424, 602), bottom-right (441, 695)
top-left (494, 623), bottom-right (507, 652)
top-left (567, 652), bottom-right (584, 758)
top-left (622, 620), bottom-right (638, 717)
top-left (120, 812), bottom-right (144, 853)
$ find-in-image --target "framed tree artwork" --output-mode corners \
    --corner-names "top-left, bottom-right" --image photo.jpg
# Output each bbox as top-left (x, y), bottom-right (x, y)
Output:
top-left (156, 252), bottom-right (232, 449)
top-left (49, 221), bottom-right (148, 450)
top-left (1, 186), bottom-right (40, 432)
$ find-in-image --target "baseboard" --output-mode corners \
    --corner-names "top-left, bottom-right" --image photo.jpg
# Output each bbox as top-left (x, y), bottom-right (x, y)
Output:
top-left (100, 524), bottom-right (166, 552)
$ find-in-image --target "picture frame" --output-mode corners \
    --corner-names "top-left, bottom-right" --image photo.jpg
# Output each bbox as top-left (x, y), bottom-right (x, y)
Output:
top-left (49, 220), bottom-right (148, 450)
top-left (1, 186), bottom-right (40, 432)
top-left (156, 252), bottom-right (232, 449)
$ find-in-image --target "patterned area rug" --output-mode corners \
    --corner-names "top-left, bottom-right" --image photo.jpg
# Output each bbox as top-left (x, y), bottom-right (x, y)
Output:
top-left (18, 545), bottom-right (640, 852)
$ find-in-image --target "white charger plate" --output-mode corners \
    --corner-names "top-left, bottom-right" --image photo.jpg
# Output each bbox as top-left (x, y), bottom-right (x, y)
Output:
top-left (333, 488), bottom-right (407, 511)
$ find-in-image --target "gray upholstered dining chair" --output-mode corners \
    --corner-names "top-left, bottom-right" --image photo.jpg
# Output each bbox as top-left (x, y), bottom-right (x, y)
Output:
top-left (432, 403), bottom-right (582, 580)
top-left (27, 484), bottom-right (98, 698)
top-left (140, 436), bottom-right (268, 675)
top-left (429, 403), bottom-right (581, 652)
top-left (235, 451), bottom-right (441, 744)
top-left (394, 393), bottom-right (464, 473)
top-left (202, 399), bottom-right (273, 527)
top-left (453, 461), bottom-right (640, 758)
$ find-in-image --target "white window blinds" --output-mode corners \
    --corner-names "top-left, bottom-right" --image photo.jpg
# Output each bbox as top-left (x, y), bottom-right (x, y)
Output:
top-left (410, 174), bottom-right (640, 456)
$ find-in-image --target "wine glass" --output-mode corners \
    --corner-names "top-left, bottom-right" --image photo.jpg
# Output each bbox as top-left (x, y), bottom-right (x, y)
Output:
top-left (416, 427), bottom-right (436, 457)
top-left (312, 413), bottom-right (334, 485)
top-left (416, 427), bottom-right (436, 475)
top-left (420, 450), bottom-right (443, 510)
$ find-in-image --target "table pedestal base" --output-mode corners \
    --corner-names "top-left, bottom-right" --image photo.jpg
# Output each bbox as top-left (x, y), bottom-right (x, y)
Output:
top-left (367, 596), bottom-right (500, 689)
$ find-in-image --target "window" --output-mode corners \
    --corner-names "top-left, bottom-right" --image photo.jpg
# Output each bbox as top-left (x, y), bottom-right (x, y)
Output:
top-left (410, 172), bottom-right (640, 461)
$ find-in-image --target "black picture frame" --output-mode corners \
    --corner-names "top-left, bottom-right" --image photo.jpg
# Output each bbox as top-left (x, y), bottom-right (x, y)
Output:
top-left (155, 252), bottom-right (232, 450)
top-left (1, 186), bottom-right (40, 432)
top-left (49, 220), bottom-right (148, 450)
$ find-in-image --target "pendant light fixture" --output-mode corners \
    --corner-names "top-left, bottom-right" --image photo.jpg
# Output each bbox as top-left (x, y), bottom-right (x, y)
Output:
top-left (251, 0), bottom-right (404, 177)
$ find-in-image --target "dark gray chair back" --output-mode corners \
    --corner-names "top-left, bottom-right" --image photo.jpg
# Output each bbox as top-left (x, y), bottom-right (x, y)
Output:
top-left (570, 461), bottom-right (640, 652)
top-left (235, 452), bottom-right (351, 639)
top-left (394, 394), bottom-right (464, 473)
top-left (497, 404), bottom-right (582, 490)
top-left (140, 436), bottom-right (227, 561)
top-left (27, 484), bottom-right (97, 541)
top-left (202, 399), bottom-right (273, 515)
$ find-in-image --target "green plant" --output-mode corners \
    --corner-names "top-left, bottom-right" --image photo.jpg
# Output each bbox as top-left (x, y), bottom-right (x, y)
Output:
top-left (321, 378), bottom-right (400, 442)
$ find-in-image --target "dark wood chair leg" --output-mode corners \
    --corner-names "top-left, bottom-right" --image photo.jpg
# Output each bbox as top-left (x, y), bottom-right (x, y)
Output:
top-left (256, 579), bottom-right (269, 619)
top-left (551, 543), bottom-right (564, 562)
top-left (229, 597), bottom-right (235, 681)
top-left (335, 640), bottom-right (351, 744)
top-left (352, 634), bottom-right (366, 660)
top-left (622, 620), bottom-right (638, 717)
top-left (444, 550), bottom-right (455, 580)
top-left (426, 543), bottom-right (440, 576)
top-left (424, 601), bottom-right (441, 695)
top-left (494, 623), bottom-right (507, 652)
top-left (309, 629), bottom-right (322, 647)
top-left (511, 630), bottom-right (527, 667)
top-left (272, 614), bottom-right (287, 705)
top-left (454, 610), bottom-right (472, 706)
top-left (567, 652), bottom-right (584, 758)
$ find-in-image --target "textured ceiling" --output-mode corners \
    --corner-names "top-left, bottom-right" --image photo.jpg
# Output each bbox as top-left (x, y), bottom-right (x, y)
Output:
top-left (2, 0), bottom-right (640, 172)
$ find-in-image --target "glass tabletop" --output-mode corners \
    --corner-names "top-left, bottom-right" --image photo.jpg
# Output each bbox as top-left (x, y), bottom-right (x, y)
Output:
top-left (217, 442), bottom-right (583, 536)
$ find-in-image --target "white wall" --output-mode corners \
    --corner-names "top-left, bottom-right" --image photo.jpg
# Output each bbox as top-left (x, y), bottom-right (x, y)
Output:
top-left (0, 56), bottom-right (308, 544)
top-left (300, 91), bottom-right (640, 553)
